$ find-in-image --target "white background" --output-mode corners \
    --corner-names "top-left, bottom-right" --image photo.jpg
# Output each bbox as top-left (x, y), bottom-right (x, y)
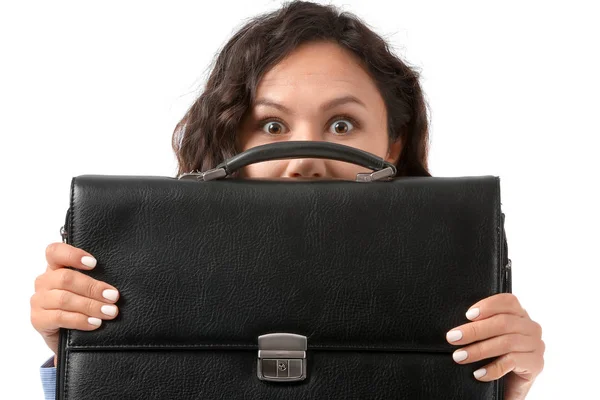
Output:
top-left (1, 0), bottom-right (598, 398)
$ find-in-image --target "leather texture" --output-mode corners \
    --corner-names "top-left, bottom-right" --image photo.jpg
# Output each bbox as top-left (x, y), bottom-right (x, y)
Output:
top-left (215, 141), bottom-right (396, 175)
top-left (57, 175), bottom-right (510, 399)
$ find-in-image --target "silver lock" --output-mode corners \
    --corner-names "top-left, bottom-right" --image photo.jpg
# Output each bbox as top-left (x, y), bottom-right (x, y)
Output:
top-left (257, 333), bottom-right (307, 382)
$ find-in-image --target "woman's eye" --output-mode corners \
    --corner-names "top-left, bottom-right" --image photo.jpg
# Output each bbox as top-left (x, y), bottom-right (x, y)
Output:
top-left (262, 121), bottom-right (286, 135)
top-left (259, 118), bottom-right (355, 135)
top-left (329, 119), bottom-right (354, 135)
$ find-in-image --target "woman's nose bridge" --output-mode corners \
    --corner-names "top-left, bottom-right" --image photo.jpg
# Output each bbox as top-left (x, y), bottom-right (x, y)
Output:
top-left (283, 121), bottom-right (328, 177)
top-left (291, 121), bottom-right (322, 142)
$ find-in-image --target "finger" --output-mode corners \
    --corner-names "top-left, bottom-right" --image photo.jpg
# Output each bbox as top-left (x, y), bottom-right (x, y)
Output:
top-left (465, 293), bottom-right (528, 321)
top-left (43, 268), bottom-right (120, 303)
top-left (37, 289), bottom-right (119, 320)
top-left (452, 334), bottom-right (540, 364)
top-left (446, 314), bottom-right (542, 345)
top-left (33, 309), bottom-right (104, 333)
top-left (45, 242), bottom-right (97, 271)
top-left (471, 349), bottom-right (545, 383)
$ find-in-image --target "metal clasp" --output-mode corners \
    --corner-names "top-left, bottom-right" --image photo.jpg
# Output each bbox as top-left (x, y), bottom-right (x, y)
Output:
top-left (177, 167), bottom-right (227, 181)
top-left (355, 166), bottom-right (395, 182)
top-left (257, 333), bottom-right (307, 382)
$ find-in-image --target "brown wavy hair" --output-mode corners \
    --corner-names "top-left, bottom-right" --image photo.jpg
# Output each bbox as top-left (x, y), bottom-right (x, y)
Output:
top-left (172, 0), bottom-right (431, 178)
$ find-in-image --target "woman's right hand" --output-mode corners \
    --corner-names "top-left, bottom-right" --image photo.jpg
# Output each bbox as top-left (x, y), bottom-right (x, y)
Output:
top-left (30, 242), bottom-right (120, 366)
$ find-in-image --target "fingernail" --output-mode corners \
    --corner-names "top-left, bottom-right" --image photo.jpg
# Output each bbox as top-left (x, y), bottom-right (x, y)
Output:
top-left (88, 317), bottom-right (102, 326)
top-left (101, 305), bottom-right (118, 317)
top-left (446, 330), bottom-right (463, 342)
top-left (81, 256), bottom-right (97, 269)
top-left (466, 307), bottom-right (480, 320)
top-left (474, 368), bottom-right (487, 379)
top-left (102, 289), bottom-right (119, 302)
top-left (453, 350), bottom-right (468, 362)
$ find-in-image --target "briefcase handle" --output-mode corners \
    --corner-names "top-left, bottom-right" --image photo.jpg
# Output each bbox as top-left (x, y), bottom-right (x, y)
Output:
top-left (178, 141), bottom-right (397, 182)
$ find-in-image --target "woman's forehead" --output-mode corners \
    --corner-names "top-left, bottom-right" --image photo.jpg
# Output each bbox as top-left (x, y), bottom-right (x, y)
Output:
top-left (254, 42), bottom-right (383, 106)
top-left (260, 42), bottom-right (368, 82)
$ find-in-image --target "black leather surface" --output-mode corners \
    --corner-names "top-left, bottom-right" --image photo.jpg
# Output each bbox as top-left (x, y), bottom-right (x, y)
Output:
top-left (216, 141), bottom-right (396, 175)
top-left (57, 175), bottom-right (509, 399)
top-left (64, 351), bottom-right (495, 399)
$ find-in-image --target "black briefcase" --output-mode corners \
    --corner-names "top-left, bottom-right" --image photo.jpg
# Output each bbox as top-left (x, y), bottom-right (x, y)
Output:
top-left (56, 141), bottom-right (511, 399)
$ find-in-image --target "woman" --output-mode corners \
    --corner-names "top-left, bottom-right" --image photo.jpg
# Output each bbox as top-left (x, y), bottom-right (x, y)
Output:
top-left (31, 1), bottom-right (544, 399)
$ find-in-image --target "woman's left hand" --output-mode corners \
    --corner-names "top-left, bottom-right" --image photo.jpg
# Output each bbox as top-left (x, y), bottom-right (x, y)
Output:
top-left (446, 293), bottom-right (545, 400)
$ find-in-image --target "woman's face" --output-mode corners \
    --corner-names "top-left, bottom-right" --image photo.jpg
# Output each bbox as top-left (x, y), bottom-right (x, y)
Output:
top-left (237, 41), bottom-right (402, 180)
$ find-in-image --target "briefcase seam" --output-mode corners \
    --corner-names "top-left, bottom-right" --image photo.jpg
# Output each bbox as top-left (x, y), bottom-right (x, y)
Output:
top-left (65, 344), bottom-right (455, 352)
top-left (494, 176), bottom-right (502, 400)
top-left (62, 179), bottom-right (75, 400)
top-left (496, 176), bottom-right (502, 295)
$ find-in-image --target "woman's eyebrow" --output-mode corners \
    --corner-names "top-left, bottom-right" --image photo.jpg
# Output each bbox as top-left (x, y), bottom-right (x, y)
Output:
top-left (253, 95), bottom-right (367, 115)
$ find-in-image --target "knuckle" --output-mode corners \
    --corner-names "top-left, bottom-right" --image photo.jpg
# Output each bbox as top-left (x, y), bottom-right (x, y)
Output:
top-left (86, 279), bottom-right (99, 299)
top-left (496, 313), bottom-right (510, 329)
top-left (54, 309), bottom-right (65, 325)
top-left (34, 274), bottom-right (45, 292)
top-left (501, 334), bottom-right (515, 351)
top-left (496, 358), bottom-right (508, 377)
top-left (532, 321), bottom-right (543, 338)
top-left (66, 247), bottom-right (77, 265)
top-left (467, 323), bottom-right (479, 339)
top-left (30, 311), bottom-right (41, 330)
top-left (45, 242), bottom-right (60, 260)
top-left (472, 344), bottom-right (484, 360)
top-left (507, 293), bottom-right (521, 308)
top-left (58, 269), bottom-right (73, 288)
top-left (30, 293), bottom-right (38, 308)
top-left (540, 339), bottom-right (546, 354)
top-left (502, 293), bottom-right (520, 309)
top-left (510, 294), bottom-right (523, 310)
top-left (58, 290), bottom-right (70, 308)
top-left (497, 354), bottom-right (514, 377)
top-left (85, 298), bottom-right (96, 316)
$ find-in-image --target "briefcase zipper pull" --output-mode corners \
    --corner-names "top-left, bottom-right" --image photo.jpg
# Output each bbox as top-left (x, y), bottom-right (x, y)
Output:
top-left (504, 258), bottom-right (512, 293)
top-left (60, 208), bottom-right (71, 243)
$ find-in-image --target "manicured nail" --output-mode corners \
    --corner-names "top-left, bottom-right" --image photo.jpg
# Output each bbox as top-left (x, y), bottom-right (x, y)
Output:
top-left (88, 317), bottom-right (102, 326)
top-left (446, 330), bottom-right (463, 342)
top-left (453, 350), bottom-right (468, 362)
top-left (474, 368), bottom-right (487, 379)
top-left (102, 289), bottom-right (119, 302)
top-left (101, 305), bottom-right (118, 317)
top-left (81, 256), bottom-right (97, 269)
top-left (466, 307), bottom-right (480, 320)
